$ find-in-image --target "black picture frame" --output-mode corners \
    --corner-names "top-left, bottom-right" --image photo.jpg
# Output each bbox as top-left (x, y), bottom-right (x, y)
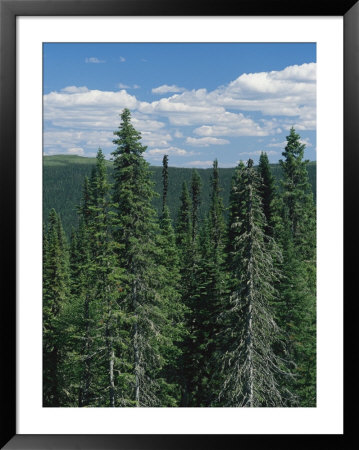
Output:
top-left (1, 0), bottom-right (356, 448)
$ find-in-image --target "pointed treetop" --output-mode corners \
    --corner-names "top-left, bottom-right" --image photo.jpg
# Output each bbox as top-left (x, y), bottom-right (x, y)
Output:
top-left (112, 108), bottom-right (147, 157)
top-left (283, 127), bottom-right (306, 158)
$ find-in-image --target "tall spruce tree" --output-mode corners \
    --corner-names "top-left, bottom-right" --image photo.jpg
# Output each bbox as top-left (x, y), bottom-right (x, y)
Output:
top-left (63, 149), bottom-right (128, 407)
top-left (175, 175), bottom-right (201, 406)
top-left (194, 160), bottom-right (226, 406)
top-left (280, 127), bottom-right (316, 261)
top-left (217, 160), bottom-right (293, 407)
top-left (112, 108), bottom-right (182, 406)
top-left (276, 127), bottom-right (317, 406)
top-left (157, 156), bottom-right (187, 405)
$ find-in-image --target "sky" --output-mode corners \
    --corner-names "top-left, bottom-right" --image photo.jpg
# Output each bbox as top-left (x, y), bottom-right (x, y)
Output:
top-left (43, 43), bottom-right (316, 167)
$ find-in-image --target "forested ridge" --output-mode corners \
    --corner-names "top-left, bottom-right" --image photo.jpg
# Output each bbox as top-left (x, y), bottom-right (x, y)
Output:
top-left (43, 155), bottom-right (316, 239)
top-left (43, 109), bottom-right (316, 407)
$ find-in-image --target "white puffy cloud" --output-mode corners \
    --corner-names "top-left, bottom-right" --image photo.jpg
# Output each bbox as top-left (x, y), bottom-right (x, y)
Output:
top-left (43, 62), bottom-right (316, 158)
top-left (152, 84), bottom-right (186, 94)
top-left (193, 112), bottom-right (270, 137)
top-left (43, 129), bottom-right (115, 152)
top-left (144, 63), bottom-right (316, 131)
top-left (44, 89), bottom-right (140, 132)
top-left (186, 136), bottom-right (229, 147)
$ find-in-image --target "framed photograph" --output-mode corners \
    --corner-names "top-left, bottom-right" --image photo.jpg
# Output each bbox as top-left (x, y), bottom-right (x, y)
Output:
top-left (1, 0), bottom-right (355, 448)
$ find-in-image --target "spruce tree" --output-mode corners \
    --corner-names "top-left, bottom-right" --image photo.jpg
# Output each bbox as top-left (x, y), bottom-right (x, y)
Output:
top-left (218, 160), bottom-right (293, 407)
top-left (276, 127), bottom-right (317, 406)
top-left (63, 149), bottom-right (127, 407)
top-left (112, 108), bottom-right (182, 406)
top-left (279, 127), bottom-right (316, 261)
top-left (194, 160), bottom-right (226, 406)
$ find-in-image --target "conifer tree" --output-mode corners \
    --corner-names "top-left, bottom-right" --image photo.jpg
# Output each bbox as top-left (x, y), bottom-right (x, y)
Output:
top-left (112, 108), bottom-right (182, 406)
top-left (279, 127), bottom-right (316, 261)
top-left (258, 152), bottom-right (277, 237)
top-left (276, 128), bottom-right (317, 406)
top-left (194, 160), bottom-right (226, 406)
top-left (226, 161), bottom-right (246, 285)
top-left (175, 177), bottom-right (201, 406)
top-left (218, 160), bottom-right (293, 407)
top-left (63, 150), bottom-right (127, 407)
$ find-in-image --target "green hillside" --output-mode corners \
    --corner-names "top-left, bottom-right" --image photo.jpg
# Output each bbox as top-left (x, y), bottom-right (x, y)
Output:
top-left (43, 155), bottom-right (316, 238)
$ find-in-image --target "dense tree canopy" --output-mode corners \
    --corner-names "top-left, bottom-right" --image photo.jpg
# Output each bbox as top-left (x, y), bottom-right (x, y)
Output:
top-left (43, 112), bottom-right (316, 407)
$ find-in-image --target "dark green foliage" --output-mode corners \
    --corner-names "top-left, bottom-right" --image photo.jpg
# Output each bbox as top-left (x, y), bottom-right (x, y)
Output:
top-left (258, 152), bottom-right (277, 237)
top-left (43, 209), bottom-right (69, 406)
top-left (190, 170), bottom-right (202, 242)
top-left (280, 127), bottom-right (316, 260)
top-left (162, 154), bottom-right (169, 212)
top-left (192, 160), bottom-right (227, 406)
top-left (217, 160), bottom-right (293, 407)
top-left (112, 109), bottom-right (185, 406)
top-left (275, 127), bottom-right (317, 406)
top-left (43, 156), bottom-right (316, 239)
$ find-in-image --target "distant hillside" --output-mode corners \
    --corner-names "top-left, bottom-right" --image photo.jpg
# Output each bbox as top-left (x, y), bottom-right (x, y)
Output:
top-left (43, 155), bottom-right (316, 238)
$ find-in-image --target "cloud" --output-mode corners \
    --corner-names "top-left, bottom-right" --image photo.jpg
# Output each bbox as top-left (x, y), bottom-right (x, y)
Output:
top-left (117, 83), bottom-right (130, 89)
top-left (120, 56), bottom-right (126, 62)
top-left (43, 62), bottom-right (316, 158)
top-left (61, 86), bottom-right (89, 93)
top-left (145, 63), bottom-right (316, 131)
top-left (146, 146), bottom-right (195, 159)
top-left (174, 130), bottom-right (183, 138)
top-left (67, 147), bottom-right (84, 156)
top-left (43, 130), bottom-right (115, 153)
top-left (85, 57), bottom-right (105, 64)
top-left (152, 84), bottom-right (186, 94)
top-left (193, 112), bottom-right (270, 137)
top-left (186, 136), bottom-right (229, 147)
top-left (117, 83), bottom-right (140, 89)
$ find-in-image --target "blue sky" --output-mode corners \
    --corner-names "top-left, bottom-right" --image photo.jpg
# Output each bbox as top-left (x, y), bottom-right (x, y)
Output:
top-left (43, 43), bottom-right (316, 167)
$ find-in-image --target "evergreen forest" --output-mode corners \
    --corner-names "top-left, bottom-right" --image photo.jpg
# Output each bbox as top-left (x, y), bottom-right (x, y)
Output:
top-left (43, 108), bottom-right (316, 407)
